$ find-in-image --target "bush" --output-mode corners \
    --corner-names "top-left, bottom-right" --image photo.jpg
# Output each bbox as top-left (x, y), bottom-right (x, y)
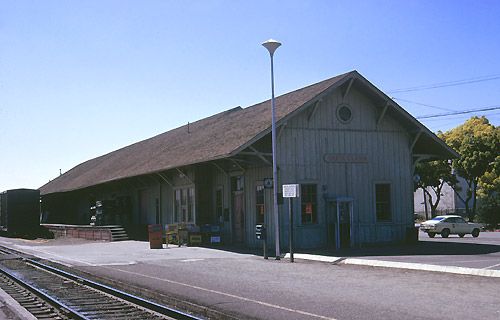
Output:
top-left (477, 196), bottom-right (500, 230)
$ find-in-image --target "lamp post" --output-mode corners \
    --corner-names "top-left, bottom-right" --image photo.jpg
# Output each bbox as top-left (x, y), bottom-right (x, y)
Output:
top-left (262, 39), bottom-right (281, 260)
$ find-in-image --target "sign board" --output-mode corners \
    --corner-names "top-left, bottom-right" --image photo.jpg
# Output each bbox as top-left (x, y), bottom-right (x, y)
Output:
top-left (323, 153), bottom-right (368, 163)
top-left (282, 184), bottom-right (300, 198)
top-left (263, 178), bottom-right (273, 189)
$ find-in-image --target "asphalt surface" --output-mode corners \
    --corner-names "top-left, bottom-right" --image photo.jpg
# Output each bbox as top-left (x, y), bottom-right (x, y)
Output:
top-left (362, 231), bottom-right (500, 270)
top-left (300, 231), bottom-right (500, 272)
top-left (0, 232), bottom-right (498, 320)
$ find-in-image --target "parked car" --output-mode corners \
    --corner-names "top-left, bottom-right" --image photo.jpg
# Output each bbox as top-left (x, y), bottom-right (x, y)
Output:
top-left (420, 215), bottom-right (481, 238)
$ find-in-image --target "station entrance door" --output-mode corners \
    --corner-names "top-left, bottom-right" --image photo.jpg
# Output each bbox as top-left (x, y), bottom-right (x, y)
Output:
top-left (327, 197), bottom-right (354, 250)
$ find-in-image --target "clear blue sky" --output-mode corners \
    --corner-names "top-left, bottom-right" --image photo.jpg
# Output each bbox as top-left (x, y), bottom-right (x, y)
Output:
top-left (1, 0), bottom-right (499, 191)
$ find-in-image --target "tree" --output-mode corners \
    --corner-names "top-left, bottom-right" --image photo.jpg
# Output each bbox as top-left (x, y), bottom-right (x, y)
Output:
top-left (442, 116), bottom-right (499, 221)
top-left (414, 159), bottom-right (456, 219)
top-left (478, 154), bottom-right (500, 198)
top-left (477, 152), bottom-right (500, 228)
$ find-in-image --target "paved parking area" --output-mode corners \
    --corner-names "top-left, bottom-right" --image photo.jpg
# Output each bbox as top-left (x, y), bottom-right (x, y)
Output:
top-left (338, 231), bottom-right (500, 271)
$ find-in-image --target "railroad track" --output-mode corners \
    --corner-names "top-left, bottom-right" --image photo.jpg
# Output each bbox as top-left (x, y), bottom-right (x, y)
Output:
top-left (0, 247), bottom-right (202, 320)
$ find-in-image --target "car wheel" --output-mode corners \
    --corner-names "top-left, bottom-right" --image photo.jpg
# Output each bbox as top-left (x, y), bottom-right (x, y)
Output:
top-left (441, 229), bottom-right (450, 238)
top-left (458, 233), bottom-right (465, 238)
top-left (428, 232), bottom-right (436, 238)
top-left (472, 229), bottom-right (480, 238)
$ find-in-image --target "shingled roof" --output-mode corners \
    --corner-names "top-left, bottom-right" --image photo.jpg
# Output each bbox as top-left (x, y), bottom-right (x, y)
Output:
top-left (40, 72), bottom-right (353, 195)
top-left (40, 70), bottom-right (457, 195)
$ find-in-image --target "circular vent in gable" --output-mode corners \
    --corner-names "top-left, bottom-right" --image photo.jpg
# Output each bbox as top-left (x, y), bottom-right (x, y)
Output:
top-left (336, 103), bottom-right (352, 123)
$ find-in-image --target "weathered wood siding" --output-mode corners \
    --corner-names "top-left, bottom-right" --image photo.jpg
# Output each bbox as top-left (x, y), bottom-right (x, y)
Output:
top-left (276, 86), bottom-right (413, 248)
top-left (241, 166), bottom-right (273, 247)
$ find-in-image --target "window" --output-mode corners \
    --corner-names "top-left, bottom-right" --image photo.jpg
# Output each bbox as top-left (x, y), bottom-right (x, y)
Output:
top-left (174, 187), bottom-right (195, 223)
top-left (336, 103), bottom-right (353, 123)
top-left (188, 188), bottom-right (194, 222)
top-left (375, 184), bottom-right (391, 221)
top-left (215, 187), bottom-right (223, 221)
top-left (301, 184), bottom-right (317, 224)
top-left (456, 217), bottom-right (467, 224)
top-left (256, 185), bottom-right (265, 224)
top-left (155, 198), bottom-right (160, 224)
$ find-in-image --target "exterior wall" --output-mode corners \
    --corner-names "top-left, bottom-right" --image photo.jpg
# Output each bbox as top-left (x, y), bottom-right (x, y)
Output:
top-left (242, 166), bottom-right (273, 247)
top-left (277, 87), bottom-right (413, 248)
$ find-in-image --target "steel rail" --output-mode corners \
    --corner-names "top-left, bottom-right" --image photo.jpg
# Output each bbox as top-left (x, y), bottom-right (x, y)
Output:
top-left (26, 258), bottom-right (202, 320)
top-left (0, 263), bottom-right (89, 319)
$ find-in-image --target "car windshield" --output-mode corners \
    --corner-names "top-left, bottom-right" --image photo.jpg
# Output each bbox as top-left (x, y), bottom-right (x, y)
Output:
top-left (431, 217), bottom-right (445, 221)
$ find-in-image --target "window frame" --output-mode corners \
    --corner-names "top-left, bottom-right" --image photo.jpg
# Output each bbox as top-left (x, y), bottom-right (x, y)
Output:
top-left (374, 182), bottom-right (392, 222)
top-left (173, 185), bottom-right (196, 224)
top-left (336, 103), bottom-right (353, 124)
top-left (215, 186), bottom-right (224, 222)
top-left (300, 183), bottom-right (318, 225)
top-left (255, 184), bottom-right (265, 224)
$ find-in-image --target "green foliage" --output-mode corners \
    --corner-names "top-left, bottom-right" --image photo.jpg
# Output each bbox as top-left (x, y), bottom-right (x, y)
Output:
top-left (414, 160), bottom-right (453, 191)
top-left (478, 154), bottom-right (500, 197)
top-left (477, 154), bottom-right (500, 227)
top-left (414, 160), bottom-right (456, 217)
top-left (477, 195), bottom-right (500, 229)
top-left (441, 116), bottom-right (499, 220)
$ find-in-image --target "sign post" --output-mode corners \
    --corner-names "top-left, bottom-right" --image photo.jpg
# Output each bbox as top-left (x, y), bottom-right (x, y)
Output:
top-left (282, 184), bottom-right (300, 263)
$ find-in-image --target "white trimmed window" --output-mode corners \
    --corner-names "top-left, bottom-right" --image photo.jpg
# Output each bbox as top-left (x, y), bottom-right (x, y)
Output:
top-left (174, 186), bottom-right (195, 223)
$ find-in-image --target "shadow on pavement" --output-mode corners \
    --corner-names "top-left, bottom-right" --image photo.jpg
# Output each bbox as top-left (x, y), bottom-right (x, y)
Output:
top-left (204, 240), bottom-right (500, 259)
top-left (301, 240), bottom-right (500, 258)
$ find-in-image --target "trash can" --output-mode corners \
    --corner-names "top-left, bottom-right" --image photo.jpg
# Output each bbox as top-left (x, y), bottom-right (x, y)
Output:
top-left (148, 224), bottom-right (163, 249)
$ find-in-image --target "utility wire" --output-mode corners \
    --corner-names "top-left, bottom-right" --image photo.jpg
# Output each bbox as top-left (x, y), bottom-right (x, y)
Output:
top-left (388, 74), bottom-right (500, 93)
top-left (392, 97), bottom-right (455, 111)
top-left (416, 105), bottom-right (500, 119)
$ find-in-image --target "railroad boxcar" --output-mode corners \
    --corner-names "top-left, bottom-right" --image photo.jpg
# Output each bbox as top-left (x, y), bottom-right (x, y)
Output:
top-left (0, 189), bottom-right (40, 236)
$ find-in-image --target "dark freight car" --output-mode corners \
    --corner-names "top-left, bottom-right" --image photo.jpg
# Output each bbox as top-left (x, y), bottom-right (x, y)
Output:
top-left (0, 189), bottom-right (40, 236)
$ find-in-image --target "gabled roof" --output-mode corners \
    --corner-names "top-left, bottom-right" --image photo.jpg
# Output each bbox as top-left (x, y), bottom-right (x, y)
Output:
top-left (40, 70), bottom-right (457, 195)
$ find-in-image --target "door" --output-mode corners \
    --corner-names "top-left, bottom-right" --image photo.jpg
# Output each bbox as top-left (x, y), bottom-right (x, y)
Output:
top-left (338, 202), bottom-right (351, 248)
top-left (138, 190), bottom-right (149, 224)
top-left (231, 176), bottom-right (245, 244)
top-left (232, 191), bottom-right (245, 243)
top-left (329, 199), bottom-right (353, 250)
top-left (454, 217), bottom-right (469, 234)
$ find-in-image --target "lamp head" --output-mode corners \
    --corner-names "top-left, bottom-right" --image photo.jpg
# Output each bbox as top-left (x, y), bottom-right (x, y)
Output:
top-left (262, 39), bottom-right (281, 56)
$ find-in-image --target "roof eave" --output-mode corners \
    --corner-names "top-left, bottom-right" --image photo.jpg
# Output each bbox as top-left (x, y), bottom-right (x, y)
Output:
top-left (230, 72), bottom-right (355, 157)
top-left (353, 73), bottom-right (458, 160)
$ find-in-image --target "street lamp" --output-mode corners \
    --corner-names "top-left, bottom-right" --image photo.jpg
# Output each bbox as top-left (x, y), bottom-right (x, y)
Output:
top-left (262, 39), bottom-right (281, 260)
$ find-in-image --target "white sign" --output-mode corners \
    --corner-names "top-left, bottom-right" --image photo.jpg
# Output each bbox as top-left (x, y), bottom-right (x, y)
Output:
top-left (282, 184), bottom-right (300, 198)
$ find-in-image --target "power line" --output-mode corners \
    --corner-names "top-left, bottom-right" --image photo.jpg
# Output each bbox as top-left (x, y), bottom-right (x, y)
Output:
top-left (388, 74), bottom-right (500, 93)
top-left (392, 97), bottom-right (455, 111)
top-left (416, 105), bottom-right (500, 119)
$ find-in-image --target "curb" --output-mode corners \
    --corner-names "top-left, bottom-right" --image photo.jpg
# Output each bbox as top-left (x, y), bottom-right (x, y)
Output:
top-left (284, 254), bottom-right (500, 278)
top-left (284, 253), bottom-right (344, 263)
top-left (342, 258), bottom-right (500, 278)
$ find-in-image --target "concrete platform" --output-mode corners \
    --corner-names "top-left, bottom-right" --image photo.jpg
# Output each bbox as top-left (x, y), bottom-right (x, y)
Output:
top-left (0, 288), bottom-right (37, 320)
top-left (0, 235), bottom-right (498, 320)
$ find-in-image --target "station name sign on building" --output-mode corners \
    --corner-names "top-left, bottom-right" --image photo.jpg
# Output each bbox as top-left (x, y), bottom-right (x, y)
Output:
top-left (323, 153), bottom-right (368, 163)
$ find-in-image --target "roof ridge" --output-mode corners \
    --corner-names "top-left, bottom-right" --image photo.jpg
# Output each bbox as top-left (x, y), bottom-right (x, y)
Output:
top-left (39, 70), bottom-right (362, 194)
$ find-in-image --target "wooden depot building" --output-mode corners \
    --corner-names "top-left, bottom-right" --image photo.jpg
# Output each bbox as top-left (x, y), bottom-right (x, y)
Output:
top-left (39, 71), bottom-right (457, 249)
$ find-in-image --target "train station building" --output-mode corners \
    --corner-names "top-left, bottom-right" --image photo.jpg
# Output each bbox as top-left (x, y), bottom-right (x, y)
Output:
top-left (39, 70), bottom-right (457, 249)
